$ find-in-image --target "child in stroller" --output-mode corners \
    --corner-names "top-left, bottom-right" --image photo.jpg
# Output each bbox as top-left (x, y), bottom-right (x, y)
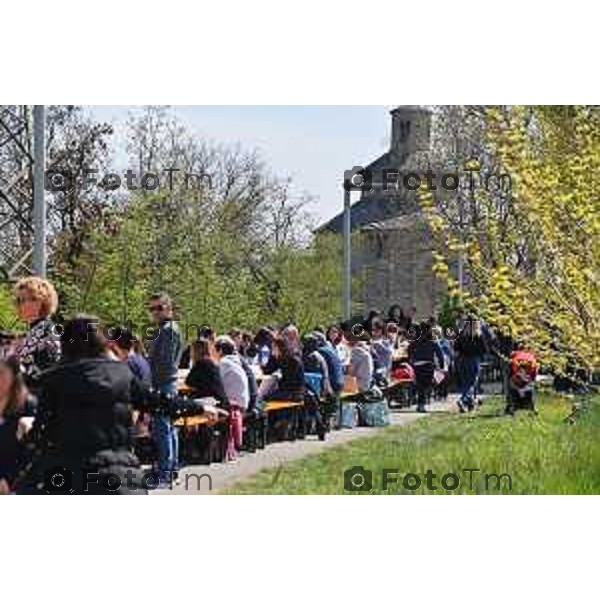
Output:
top-left (387, 362), bottom-right (416, 408)
top-left (506, 344), bottom-right (538, 415)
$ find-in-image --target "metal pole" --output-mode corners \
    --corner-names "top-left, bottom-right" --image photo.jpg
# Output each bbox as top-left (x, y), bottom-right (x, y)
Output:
top-left (33, 105), bottom-right (46, 277)
top-left (342, 188), bottom-right (352, 320)
top-left (457, 192), bottom-right (465, 292)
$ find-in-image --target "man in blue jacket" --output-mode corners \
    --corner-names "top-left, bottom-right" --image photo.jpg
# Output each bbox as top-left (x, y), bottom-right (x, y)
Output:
top-left (314, 332), bottom-right (345, 393)
top-left (314, 331), bottom-right (345, 428)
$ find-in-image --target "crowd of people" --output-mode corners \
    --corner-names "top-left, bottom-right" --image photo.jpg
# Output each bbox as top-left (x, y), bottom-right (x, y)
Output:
top-left (0, 276), bottom-right (539, 494)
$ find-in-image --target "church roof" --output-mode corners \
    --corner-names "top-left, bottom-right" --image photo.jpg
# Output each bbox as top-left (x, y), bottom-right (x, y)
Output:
top-left (316, 105), bottom-right (431, 234)
top-left (317, 192), bottom-right (404, 234)
top-left (359, 212), bottom-right (424, 232)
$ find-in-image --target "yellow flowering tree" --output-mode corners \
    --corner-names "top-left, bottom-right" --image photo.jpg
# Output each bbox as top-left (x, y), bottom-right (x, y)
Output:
top-left (423, 106), bottom-right (600, 376)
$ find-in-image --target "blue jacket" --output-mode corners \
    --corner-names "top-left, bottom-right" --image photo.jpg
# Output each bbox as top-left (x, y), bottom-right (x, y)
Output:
top-left (317, 343), bottom-right (345, 393)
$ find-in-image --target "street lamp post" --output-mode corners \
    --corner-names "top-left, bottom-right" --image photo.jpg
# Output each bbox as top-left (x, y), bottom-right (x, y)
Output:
top-left (342, 188), bottom-right (351, 320)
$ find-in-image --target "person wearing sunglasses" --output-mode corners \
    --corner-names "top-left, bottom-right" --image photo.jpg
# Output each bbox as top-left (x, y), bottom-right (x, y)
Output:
top-left (12, 277), bottom-right (61, 389)
top-left (147, 292), bottom-right (182, 486)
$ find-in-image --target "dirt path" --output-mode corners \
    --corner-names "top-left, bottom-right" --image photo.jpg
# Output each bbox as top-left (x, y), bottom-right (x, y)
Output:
top-left (153, 399), bottom-right (455, 495)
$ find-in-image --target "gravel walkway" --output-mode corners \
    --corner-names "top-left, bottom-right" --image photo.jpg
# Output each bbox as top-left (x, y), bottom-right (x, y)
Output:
top-left (153, 400), bottom-right (455, 495)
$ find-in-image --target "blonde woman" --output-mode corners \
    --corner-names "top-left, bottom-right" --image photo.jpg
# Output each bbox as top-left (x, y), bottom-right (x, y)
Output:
top-left (12, 276), bottom-right (61, 386)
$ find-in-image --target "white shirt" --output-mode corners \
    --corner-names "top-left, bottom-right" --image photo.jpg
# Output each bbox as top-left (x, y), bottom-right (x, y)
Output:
top-left (350, 343), bottom-right (374, 392)
top-left (219, 354), bottom-right (250, 409)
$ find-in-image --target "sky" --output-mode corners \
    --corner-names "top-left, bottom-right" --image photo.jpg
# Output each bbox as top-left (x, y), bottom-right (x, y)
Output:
top-left (88, 105), bottom-right (395, 226)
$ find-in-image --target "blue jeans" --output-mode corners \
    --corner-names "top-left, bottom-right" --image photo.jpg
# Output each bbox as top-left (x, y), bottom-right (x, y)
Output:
top-left (154, 382), bottom-right (179, 478)
top-left (459, 357), bottom-right (481, 406)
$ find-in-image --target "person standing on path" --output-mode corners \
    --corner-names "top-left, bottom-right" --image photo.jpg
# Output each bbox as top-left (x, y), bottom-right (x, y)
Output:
top-left (408, 321), bottom-right (445, 413)
top-left (147, 293), bottom-right (182, 485)
top-left (454, 317), bottom-right (488, 412)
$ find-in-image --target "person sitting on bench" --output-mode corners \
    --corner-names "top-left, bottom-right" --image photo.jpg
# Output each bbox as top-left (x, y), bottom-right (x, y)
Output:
top-left (260, 337), bottom-right (305, 402)
top-left (347, 332), bottom-right (374, 394)
top-left (185, 339), bottom-right (230, 409)
top-left (326, 324), bottom-right (351, 366)
top-left (214, 336), bottom-right (249, 460)
top-left (370, 319), bottom-right (393, 382)
top-left (228, 331), bottom-right (259, 412)
top-left (302, 334), bottom-right (331, 397)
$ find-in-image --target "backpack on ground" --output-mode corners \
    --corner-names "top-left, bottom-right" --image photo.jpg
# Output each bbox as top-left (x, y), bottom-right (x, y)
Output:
top-left (357, 387), bottom-right (390, 427)
top-left (339, 400), bottom-right (359, 428)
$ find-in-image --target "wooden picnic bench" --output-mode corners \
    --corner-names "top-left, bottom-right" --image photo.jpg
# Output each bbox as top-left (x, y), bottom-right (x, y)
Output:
top-left (261, 397), bottom-right (308, 442)
top-left (173, 404), bottom-right (230, 464)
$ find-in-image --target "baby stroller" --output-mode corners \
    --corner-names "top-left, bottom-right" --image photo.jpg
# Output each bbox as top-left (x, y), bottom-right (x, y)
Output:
top-left (387, 362), bottom-right (416, 409)
top-left (506, 349), bottom-right (538, 415)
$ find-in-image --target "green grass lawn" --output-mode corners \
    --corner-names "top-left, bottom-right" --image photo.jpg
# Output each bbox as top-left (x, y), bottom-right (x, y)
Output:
top-left (224, 393), bottom-right (600, 494)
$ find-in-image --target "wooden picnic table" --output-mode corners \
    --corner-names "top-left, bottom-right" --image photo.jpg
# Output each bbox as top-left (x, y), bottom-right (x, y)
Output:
top-left (263, 399), bottom-right (303, 412)
top-left (173, 407), bottom-right (228, 428)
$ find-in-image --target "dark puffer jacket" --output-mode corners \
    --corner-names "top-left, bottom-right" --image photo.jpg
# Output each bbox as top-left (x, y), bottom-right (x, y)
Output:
top-left (16, 358), bottom-right (156, 495)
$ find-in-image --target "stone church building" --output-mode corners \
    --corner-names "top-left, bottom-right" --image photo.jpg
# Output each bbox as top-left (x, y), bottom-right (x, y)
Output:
top-left (320, 106), bottom-right (453, 319)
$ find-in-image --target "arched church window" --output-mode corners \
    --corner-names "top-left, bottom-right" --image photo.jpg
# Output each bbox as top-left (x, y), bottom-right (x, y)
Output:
top-left (375, 231), bottom-right (385, 258)
top-left (399, 120), bottom-right (411, 142)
